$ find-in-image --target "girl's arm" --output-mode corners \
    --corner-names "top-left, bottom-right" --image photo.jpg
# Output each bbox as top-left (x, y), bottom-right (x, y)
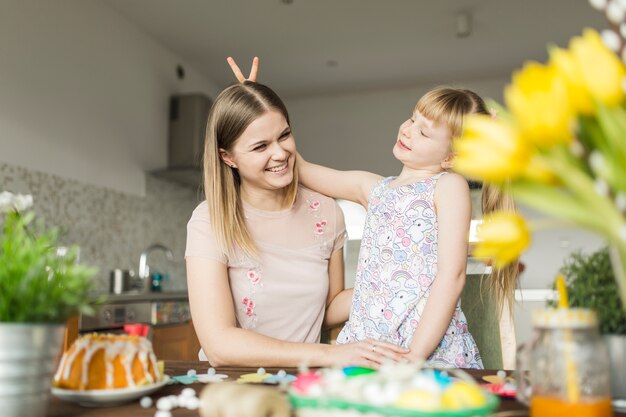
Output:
top-left (187, 256), bottom-right (407, 367)
top-left (297, 153), bottom-right (382, 207)
top-left (405, 173), bottom-right (471, 360)
top-left (324, 248), bottom-right (353, 328)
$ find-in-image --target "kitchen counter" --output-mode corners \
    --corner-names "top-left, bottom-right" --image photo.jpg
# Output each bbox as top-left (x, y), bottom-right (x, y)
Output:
top-left (79, 292), bottom-right (191, 333)
top-left (91, 290), bottom-right (189, 304)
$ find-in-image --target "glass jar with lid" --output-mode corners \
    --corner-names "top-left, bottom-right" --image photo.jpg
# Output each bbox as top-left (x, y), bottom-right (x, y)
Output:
top-left (516, 308), bottom-right (614, 417)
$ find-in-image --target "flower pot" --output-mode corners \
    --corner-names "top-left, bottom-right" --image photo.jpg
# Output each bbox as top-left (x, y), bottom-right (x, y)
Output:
top-left (0, 323), bottom-right (65, 417)
top-left (605, 334), bottom-right (626, 402)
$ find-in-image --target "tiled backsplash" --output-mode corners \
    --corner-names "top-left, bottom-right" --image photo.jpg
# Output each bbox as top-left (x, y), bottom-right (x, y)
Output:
top-left (0, 162), bottom-right (201, 293)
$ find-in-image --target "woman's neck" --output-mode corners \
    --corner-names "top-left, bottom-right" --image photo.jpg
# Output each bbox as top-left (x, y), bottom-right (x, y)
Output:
top-left (240, 185), bottom-right (292, 212)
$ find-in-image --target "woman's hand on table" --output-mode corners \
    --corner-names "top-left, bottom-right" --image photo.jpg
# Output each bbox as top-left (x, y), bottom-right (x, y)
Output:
top-left (227, 56), bottom-right (259, 83)
top-left (331, 338), bottom-right (409, 368)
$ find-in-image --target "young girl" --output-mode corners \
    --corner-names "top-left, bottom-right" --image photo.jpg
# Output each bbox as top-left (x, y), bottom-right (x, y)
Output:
top-left (297, 88), bottom-right (491, 369)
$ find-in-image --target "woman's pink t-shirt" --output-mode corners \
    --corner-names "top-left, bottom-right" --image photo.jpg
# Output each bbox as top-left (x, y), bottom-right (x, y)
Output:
top-left (186, 186), bottom-right (347, 356)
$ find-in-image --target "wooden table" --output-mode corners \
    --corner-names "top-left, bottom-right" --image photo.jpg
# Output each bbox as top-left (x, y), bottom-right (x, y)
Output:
top-left (46, 361), bottom-right (623, 416)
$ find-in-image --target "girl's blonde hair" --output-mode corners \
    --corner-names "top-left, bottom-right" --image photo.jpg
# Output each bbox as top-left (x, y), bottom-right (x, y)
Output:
top-left (415, 87), bottom-right (489, 138)
top-left (416, 86), bottom-right (519, 315)
top-left (203, 81), bottom-right (299, 258)
top-left (481, 182), bottom-right (519, 317)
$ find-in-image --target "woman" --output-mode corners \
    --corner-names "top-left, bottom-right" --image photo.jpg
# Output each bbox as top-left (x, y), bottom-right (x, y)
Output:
top-left (186, 80), bottom-right (407, 367)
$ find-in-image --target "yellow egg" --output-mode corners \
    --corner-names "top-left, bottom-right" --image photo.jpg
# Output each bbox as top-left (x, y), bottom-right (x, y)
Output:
top-left (394, 389), bottom-right (441, 411)
top-left (441, 382), bottom-right (487, 410)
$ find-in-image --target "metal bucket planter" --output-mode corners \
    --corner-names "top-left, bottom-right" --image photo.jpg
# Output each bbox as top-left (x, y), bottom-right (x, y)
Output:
top-left (0, 323), bottom-right (65, 417)
top-left (606, 334), bottom-right (626, 406)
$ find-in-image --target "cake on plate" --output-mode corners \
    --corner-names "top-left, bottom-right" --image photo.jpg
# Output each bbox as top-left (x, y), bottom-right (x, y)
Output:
top-left (53, 333), bottom-right (162, 390)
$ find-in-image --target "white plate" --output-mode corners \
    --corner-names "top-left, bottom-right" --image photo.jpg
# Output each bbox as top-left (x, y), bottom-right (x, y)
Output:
top-left (51, 375), bottom-right (170, 407)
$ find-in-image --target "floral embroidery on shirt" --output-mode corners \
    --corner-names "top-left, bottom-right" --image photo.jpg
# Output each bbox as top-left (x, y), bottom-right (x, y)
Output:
top-left (315, 220), bottom-right (327, 235)
top-left (238, 264), bottom-right (263, 329)
top-left (247, 270), bottom-right (261, 285)
top-left (241, 296), bottom-right (256, 317)
top-left (309, 201), bottom-right (321, 211)
top-left (306, 196), bottom-right (331, 256)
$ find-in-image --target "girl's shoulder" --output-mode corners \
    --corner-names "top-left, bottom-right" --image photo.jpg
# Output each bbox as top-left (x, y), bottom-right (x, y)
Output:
top-left (435, 171), bottom-right (469, 187)
top-left (434, 172), bottom-right (470, 197)
top-left (374, 176), bottom-right (395, 190)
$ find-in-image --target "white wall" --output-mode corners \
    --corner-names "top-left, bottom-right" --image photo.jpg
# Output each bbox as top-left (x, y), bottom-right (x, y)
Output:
top-left (285, 77), bottom-right (507, 176)
top-left (0, 0), bottom-right (221, 195)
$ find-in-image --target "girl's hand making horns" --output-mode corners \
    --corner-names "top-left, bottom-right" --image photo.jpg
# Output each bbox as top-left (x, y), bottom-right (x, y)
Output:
top-left (227, 56), bottom-right (259, 83)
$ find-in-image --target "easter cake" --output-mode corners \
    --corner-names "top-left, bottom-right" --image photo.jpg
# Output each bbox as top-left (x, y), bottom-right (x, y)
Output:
top-left (289, 363), bottom-right (498, 417)
top-left (53, 333), bottom-right (162, 390)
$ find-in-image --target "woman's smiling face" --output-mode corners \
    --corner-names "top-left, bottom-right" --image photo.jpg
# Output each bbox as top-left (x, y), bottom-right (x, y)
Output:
top-left (220, 109), bottom-right (296, 193)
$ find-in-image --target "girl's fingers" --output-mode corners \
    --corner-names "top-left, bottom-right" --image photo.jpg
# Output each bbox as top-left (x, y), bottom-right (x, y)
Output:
top-left (226, 57), bottom-right (246, 82)
top-left (248, 56), bottom-right (259, 82)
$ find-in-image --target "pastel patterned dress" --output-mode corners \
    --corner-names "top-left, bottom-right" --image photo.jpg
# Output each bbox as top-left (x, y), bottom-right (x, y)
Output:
top-left (337, 173), bottom-right (483, 369)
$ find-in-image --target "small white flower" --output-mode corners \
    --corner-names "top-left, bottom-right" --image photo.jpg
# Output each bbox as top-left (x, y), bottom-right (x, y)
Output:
top-left (13, 194), bottom-right (33, 212)
top-left (0, 191), bottom-right (34, 213)
top-left (589, 151), bottom-right (605, 173)
top-left (607, 1), bottom-right (626, 23)
top-left (0, 191), bottom-right (14, 214)
top-left (620, 225), bottom-right (626, 243)
top-left (616, 193), bottom-right (626, 212)
top-left (594, 179), bottom-right (610, 197)
top-left (569, 140), bottom-right (585, 158)
top-left (602, 29), bottom-right (622, 52)
top-left (589, 0), bottom-right (607, 10)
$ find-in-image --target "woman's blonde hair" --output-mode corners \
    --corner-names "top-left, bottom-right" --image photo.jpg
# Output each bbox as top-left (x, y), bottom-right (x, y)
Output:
top-left (203, 81), bottom-right (299, 258)
top-left (416, 86), bottom-right (519, 315)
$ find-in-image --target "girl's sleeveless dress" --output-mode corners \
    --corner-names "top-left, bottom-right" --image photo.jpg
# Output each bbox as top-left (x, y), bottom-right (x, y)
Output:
top-left (337, 173), bottom-right (483, 369)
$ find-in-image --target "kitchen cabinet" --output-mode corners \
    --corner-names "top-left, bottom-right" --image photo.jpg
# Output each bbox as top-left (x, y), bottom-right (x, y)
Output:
top-left (152, 320), bottom-right (200, 361)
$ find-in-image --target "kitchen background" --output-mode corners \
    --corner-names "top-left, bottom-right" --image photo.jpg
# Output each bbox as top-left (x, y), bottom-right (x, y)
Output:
top-left (0, 0), bottom-right (609, 344)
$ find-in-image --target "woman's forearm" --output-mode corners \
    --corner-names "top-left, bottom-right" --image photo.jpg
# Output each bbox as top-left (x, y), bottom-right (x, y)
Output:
top-left (202, 326), bottom-right (332, 367)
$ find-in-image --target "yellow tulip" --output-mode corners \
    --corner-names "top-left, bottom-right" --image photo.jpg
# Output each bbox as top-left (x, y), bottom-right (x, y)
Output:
top-left (453, 115), bottom-right (530, 183)
top-left (522, 154), bottom-right (560, 185)
top-left (549, 47), bottom-right (595, 115)
top-left (505, 61), bottom-right (575, 147)
top-left (570, 29), bottom-right (626, 108)
top-left (473, 211), bottom-right (531, 268)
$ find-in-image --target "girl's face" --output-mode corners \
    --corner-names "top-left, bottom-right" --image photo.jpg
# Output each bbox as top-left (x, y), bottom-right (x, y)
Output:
top-left (220, 109), bottom-right (296, 193)
top-left (392, 111), bottom-right (453, 170)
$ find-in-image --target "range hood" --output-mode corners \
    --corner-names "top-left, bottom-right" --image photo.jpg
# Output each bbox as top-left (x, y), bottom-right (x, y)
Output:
top-left (151, 93), bottom-right (212, 187)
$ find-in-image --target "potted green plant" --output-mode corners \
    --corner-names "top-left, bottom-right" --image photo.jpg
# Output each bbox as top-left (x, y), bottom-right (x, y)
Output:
top-left (557, 246), bottom-right (626, 402)
top-left (0, 191), bottom-right (97, 417)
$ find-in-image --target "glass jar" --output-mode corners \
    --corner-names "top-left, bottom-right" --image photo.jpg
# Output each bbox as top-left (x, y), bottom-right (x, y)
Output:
top-left (517, 308), bottom-right (613, 417)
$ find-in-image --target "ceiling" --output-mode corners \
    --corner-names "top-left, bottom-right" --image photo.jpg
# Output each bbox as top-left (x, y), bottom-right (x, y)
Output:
top-left (102, 0), bottom-right (608, 99)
